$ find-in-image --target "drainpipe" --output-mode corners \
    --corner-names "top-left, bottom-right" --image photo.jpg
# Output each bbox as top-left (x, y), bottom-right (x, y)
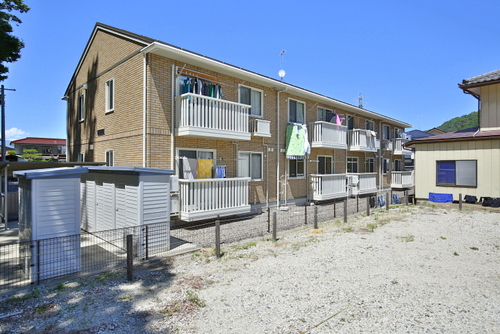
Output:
top-left (378, 121), bottom-right (383, 192)
top-left (142, 54), bottom-right (148, 167)
top-left (276, 87), bottom-right (288, 208)
top-left (171, 64), bottom-right (176, 170)
top-left (262, 138), bottom-right (269, 209)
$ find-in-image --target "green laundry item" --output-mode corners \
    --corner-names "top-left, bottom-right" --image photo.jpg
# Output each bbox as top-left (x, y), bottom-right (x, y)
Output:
top-left (285, 124), bottom-right (305, 159)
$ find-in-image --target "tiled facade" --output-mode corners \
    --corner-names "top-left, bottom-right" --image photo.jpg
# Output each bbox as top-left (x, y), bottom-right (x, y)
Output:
top-left (65, 23), bottom-right (411, 218)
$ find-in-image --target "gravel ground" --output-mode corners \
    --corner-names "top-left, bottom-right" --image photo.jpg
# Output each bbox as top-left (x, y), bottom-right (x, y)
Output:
top-left (1, 204), bottom-right (499, 333)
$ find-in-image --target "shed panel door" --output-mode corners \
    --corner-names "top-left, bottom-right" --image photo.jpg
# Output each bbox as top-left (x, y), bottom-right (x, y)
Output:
top-left (95, 175), bottom-right (116, 231)
top-left (85, 176), bottom-right (96, 232)
top-left (34, 178), bottom-right (81, 239)
top-left (115, 174), bottom-right (138, 228)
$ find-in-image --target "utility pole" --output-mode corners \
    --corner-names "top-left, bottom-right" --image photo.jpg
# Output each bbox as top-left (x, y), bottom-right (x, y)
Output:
top-left (1, 85), bottom-right (16, 162)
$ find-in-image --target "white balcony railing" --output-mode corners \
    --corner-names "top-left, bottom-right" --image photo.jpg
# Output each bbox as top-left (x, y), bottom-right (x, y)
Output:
top-left (382, 139), bottom-right (393, 151)
top-left (178, 177), bottom-right (251, 221)
top-left (347, 173), bottom-right (378, 195)
top-left (309, 122), bottom-right (348, 149)
top-left (391, 171), bottom-right (414, 189)
top-left (393, 138), bottom-right (412, 155)
top-left (348, 129), bottom-right (378, 152)
top-left (176, 93), bottom-right (251, 141)
top-left (309, 174), bottom-right (348, 201)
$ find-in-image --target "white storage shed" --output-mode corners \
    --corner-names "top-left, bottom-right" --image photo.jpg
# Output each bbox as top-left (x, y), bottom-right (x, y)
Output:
top-left (14, 167), bottom-right (89, 282)
top-left (80, 166), bottom-right (173, 254)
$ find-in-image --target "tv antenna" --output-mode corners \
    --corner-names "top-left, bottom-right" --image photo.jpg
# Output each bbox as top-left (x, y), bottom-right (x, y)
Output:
top-left (278, 50), bottom-right (286, 81)
top-left (356, 91), bottom-right (365, 109)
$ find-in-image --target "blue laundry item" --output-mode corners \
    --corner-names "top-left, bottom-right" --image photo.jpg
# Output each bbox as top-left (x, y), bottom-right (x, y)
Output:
top-left (429, 193), bottom-right (453, 203)
top-left (215, 165), bottom-right (226, 178)
top-left (392, 194), bottom-right (401, 204)
top-left (378, 195), bottom-right (385, 207)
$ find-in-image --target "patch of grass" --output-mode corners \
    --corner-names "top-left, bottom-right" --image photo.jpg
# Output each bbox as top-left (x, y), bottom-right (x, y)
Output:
top-left (117, 294), bottom-right (133, 301)
top-left (440, 236), bottom-right (447, 240)
top-left (453, 252), bottom-right (459, 256)
top-left (470, 247), bottom-right (479, 251)
top-left (391, 279), bottom-right (399, 285)
top-left (65, 304), bottom-right (78, 312)
top-left (186, 291), bottom-right (205, 308)
top-left (35, 305), bottom-right (48, 313)
top-left (96, 271), bottom-right (119, 282)
top-left (342, 226), bottom-right (354, 232)
top-left (398, 234), bottom-right (414, 242)
top-left (54, 282), bottom-right (68, 292)
top-left (366, 223), bottom-right (378, 231)
top-left (5, 287), bottom-right (41, 307)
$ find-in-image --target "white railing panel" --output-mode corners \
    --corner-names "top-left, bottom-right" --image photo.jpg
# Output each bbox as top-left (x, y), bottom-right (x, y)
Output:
top-left (309, 122), bottom-right (347, 148)
top-left (393, 138), bottom-right (412, 155)
top-left (310, 174), bottom-right (347, 200)
top-left (348, 129), bottom-right (377, 151)
top-left (176, 93), bottom-right (250, 135)
top-left (179, 178), bottom-right (250, 215)
top-left (391, 171), bottom-right (414, 188)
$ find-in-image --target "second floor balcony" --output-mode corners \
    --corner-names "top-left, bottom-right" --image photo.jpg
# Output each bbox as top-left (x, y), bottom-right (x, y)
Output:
top-left (176, 93), bottom-right (251, 141)
top-left (348, 129), bottom-right (378, 152)
top-left (309, 122), bottom-right (347, 150)
top-left (393, 138), bottom-right (412, 155)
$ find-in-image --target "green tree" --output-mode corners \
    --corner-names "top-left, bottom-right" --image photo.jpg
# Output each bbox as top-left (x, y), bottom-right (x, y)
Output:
top-left (435, 111), bottom-right (478, 132)
top-left (0, 0), bottom-right (30, 81)
top-left (21, 148), bottom-right (44, 161)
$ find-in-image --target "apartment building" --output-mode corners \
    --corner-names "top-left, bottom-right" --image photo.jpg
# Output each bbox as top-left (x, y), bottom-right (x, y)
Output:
top-left (64, 23), bottom-right (412, 221)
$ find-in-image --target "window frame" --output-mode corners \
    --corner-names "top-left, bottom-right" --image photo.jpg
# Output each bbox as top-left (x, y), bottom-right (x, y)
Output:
top-left (347, 114), bottom-right (354, 130)
top-left (365, 120), bottom-right (374, 131)
top-left (382, 158), bottom-right (390, 174)
top-left (382, 125), bottom-right (391, 140)
top-left (365, 157), bottom-right (375, 173)
top-left (77, 93), bottom-right (85, 122)
top-left (318, 155), bottom-right (333, 174)
top-left (288, 98), bottom-right (306, 124)
top-left (394, 159), bottom-right (402, 171)
top-left (78, 152), bottom-right (85, 162)
top-left (177, 148), bottom-right (217, 179)
top-left (436, 160), bottom-right (477, 187)
top-left (105, 149), bottom-right (114, 166)
top-left (347, 157), bottom-right (358, 173)
top-left (238, 151), bottom-right (263, 181)
top-left (238, 84), bottom-right (263, 118)
top-left (317, 107), bottom-right (335, 122)
top-left (288, 159), bottom-right (305, 178)
top-left (105, 78), bottom-right (115, 113)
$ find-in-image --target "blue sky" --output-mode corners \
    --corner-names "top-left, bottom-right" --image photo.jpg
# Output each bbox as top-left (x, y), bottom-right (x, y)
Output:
top-left (2, 0), bottom-right (499, 143)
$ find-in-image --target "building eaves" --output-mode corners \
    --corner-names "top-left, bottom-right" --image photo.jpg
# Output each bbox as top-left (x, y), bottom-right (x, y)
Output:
top-left (459, 69), bottom-right (500, 89)
top-left (406, 127), bottom-right (500, 147)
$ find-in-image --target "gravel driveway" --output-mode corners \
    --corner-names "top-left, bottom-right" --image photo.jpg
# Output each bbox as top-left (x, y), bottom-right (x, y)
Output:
top-left (1, 204), bottom-right (499, 333)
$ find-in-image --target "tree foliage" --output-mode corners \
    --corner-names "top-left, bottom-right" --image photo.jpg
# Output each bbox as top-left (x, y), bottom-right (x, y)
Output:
top-left (0, 0), bottom-right (30, 81)
top-left (434, 111), bottom-right (478, 132)
top-left (21, 148), bottom-right (44, 161)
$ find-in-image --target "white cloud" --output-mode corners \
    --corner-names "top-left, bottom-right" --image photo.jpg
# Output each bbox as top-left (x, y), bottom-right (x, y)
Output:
top-left (6, 128), bottom-right (29, 144)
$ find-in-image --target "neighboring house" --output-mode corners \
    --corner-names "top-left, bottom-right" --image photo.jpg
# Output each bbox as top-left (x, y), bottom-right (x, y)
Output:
top-left (407, 69), bottom-right (500, 200)
top-left (64, 23), bottom-right (412, 222)
top-left (10, 137), bottom-right (67, 161)
top-left (427, 127), bottom-right (446, 135)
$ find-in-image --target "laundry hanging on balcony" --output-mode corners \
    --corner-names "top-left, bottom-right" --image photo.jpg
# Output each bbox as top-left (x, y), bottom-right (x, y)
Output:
top-left (285, 124), bottom-right (311, 159)
top-left (197, 159), bottom-right (213, 179)
top-left (182, 76), bottom-right (223, 98)
top-left (182, 157), bottom-right (198, 180)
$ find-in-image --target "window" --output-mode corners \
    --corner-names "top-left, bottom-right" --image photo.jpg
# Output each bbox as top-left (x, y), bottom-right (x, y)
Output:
top-left (239, 86), bottom-right (263, 117)
top-left (289, 99), bottom-right (305, 124)
top-left (394, 127), bottom-right (401, 139)
top-left (178, 149), bottom-right (215, 179)
top-left (317, 107), bottom-right (335, 122)
top-left (394, 159), bottom-right (402, 171)
top-left (105, 150), bottom-right (114, 166)
top-left (347, 157), bottom-right (358, 173)
top-left (78, 152), bottom-right (85, 162)
top-left (365, 158), bottom-right (375, 173)
top-left (365, 120), bottom-right (374, 131)
top-left (383, 158), bottom-right (390, 174)
top-left (436, 160), bottom-right (477, 187)
top-left (382, 125), bottom-right (391, 140)
top-left (318, 156), bottom-right (333, 174)
top-left (347, 115), bottom-right (354, 130)
top-left (77, 93), bottom-right (85, 121)
top-left (238, 152), bottom-right (262, 180)
top-left (289, 159), bottom-right (305, 178)
top-left (105, 78), bottom-right (114, 112)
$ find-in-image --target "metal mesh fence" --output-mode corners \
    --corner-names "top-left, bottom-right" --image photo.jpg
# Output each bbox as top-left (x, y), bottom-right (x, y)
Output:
top-left (1, 190), bottom-right (409, 295)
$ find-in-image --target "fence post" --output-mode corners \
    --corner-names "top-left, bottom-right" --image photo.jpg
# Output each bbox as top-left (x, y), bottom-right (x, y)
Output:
top-left (356, 195), bottom-right (359, 212)
top-left (267, 207), bottom-right (271, 233)
top-left (459, 193), bottom-right (462, 211)
top-left (126, 234), bottom-right (133, 281)
top-left (343, 199), bottom-right (348, 224)
top-left (314, 205), bottom-right (318, 229)
top-left (366, 197), bottom-right (370, 216)
top-left (405, 190), bottom-right (408, 206)
top-left (333, 200), bottom-right (336, 218)
top-left (145, 225), bottom-right (149, 260)
top-left (36, 240), bottom-right (40, 285)
top-left (215, 217), bottom-right (221, 258)
top-left (386, 192), bottom-right (390, 211)
top-left (305, 204), bottom-right (308, 225)
top-left (272, 211), bottom-right (277, 242)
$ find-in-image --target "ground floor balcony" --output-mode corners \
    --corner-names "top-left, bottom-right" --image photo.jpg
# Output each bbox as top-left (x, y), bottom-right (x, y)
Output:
top-left (178, 177), bottom-right (251, 222)
top-left (391, 171), bottom-right (414, 189)
top-left (347, 173), bottom-right (378, 195)
top-left (348, 129), bottom-right (378, 152)
top-left (309, 174), bottom-right (348, 201)
top-left (393, 138), bottom-right (412, 155)
top-left (175, 93), bottom-right (251, 141)
top-left (309, 122), bottom-right (347, 150)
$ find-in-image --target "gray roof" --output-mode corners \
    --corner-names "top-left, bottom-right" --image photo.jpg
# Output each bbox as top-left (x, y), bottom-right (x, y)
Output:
top-left (461, 69), bottom-right (500, 87)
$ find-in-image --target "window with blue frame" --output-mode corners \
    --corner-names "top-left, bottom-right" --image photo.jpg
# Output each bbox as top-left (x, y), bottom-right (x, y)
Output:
top-left (436, 160), bottom-right (476, 187)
